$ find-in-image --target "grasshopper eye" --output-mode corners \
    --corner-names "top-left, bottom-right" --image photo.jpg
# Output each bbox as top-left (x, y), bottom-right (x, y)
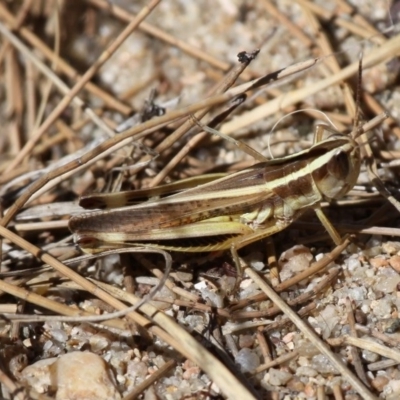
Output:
top-left (327, 150), bottom-right (350, 179)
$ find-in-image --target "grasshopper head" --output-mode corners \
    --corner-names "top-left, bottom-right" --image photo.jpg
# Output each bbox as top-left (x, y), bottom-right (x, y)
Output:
top-left (312, 137), bottom-right (361, 200)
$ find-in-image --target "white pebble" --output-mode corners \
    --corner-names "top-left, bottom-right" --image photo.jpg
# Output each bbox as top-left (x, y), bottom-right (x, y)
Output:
top-left (347, 257), bottom-right (361, 271)
top-left (266, 368), bottom-right (293, 386)
top-left (234, 348), bottom-right (260, 373)
top-left (51, 329), bottom-right (68, 343)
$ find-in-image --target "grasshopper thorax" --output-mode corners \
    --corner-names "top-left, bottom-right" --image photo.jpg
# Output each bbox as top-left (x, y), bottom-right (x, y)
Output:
top-left (311, 135), bottom-right (361, 201)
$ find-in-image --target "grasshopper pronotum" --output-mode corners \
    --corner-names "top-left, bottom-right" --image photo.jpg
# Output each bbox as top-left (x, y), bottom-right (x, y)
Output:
top-left (69, 109), bottom-right (386, 255)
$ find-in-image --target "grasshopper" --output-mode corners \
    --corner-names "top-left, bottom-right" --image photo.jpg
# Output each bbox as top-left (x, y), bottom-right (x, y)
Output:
top-left (69, 113), bottom-right (386, 255)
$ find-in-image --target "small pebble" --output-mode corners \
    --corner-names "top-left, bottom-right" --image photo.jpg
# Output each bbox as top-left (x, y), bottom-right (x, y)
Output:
top-left (311, 354), bottom-right (339, 374)
top-left (286, 376), bottom-right (305, 392)
top-left (347, 257), bottom-right (361, 270)
top-left (370, 298), bottom-right (392, 318)
top-left (371, 375), bottom-right (389, 391)
top-left (182, 366), bottom-right (201, 380)
top-left (361, 348), bottom-right (380, 363)
top-left (234, 348), bottom-right (260, 373)
top-left (50, 352), bottom-right (121, 400)
top-left (21, 358), bottom-right (55, 394)
top-left (266, 368), bottom-right (293, 386)
top-left (89, 334), bottom-right (110, 352)
top-left (389, 255), bottom-right (400, 272)
top-left (304, 382), bottom-right (316, 397)
top-left (382, 242), bottom-right (400, 255)
top-left (296, 341), bottom-right (320, 358)
top-left (370, 257), bottom-right (389, 268)
top-left (388, 379), bottom-right (400, 397)
top-left (363, 246), bottom-right (382, 258)
top-left (126, 360), bottom-right (148, 380)
top-left (278, 245), bottom-right (313, 281)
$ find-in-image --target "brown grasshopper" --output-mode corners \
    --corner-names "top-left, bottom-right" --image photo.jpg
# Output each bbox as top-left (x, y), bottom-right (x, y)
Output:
top-left (69, 113), bottom-right (386, 254)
